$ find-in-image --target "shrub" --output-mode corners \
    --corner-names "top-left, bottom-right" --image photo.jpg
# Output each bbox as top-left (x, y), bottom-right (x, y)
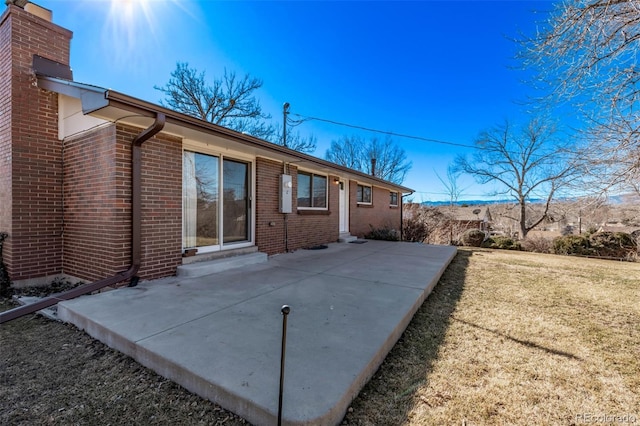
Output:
top-left (460, 229), bottom-right (486, 247)
top-left (483, 236), bottom-right (521, 250)
top-left (402, 217), bottom-right (429, 243)
top-left (552, 234), bottom-right (593, 256)
top-left (365, 225), bottom-right (400, 241)
top-left (585, 226), bottom-right (599, 236)
top-left (552, 232), bottom-right (637, 260)
top-left (521, 236), bottom-right (553, 253)
top-left (589, 231), bottom-right (637, 259)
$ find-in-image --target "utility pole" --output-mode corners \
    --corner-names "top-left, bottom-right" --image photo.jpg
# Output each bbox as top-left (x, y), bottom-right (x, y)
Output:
top-left (283, 102), bottom-right (290, 148)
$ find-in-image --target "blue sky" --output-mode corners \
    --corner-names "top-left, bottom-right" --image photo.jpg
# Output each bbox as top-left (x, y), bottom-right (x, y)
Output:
top-left (36, 0), bottom-right (554, 201)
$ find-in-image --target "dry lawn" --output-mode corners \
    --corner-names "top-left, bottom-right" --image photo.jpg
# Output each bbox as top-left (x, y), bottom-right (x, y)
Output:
top-left (1, 248), bottom-right (638, 425)
top-left (344, 248), bottom-right (639, 425)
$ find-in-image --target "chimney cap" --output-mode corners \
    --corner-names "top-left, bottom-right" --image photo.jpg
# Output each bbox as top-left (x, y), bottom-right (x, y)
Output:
top-left (6, 0), bottom-right (30, 7)
top-left (6, 0), bottom-right (52, 22)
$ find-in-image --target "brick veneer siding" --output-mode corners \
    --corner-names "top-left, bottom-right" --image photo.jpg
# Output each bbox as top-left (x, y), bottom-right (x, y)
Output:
top-left (137, 127), bottom-right (182, 280)
top-left (349, 181), bottom-right (401, 238)
top-left (63, 123), bottom-right (182, 282)
top-left (63, 124), bottom-right (128, 281)
top-left (0, 9), bottom-right (13, 247)
top-left (255, 158), bottom-right (340, 255)
top-left (255, 157), bottom-right (286, 254)
top-left (0, 6), bottom-right (72, 281)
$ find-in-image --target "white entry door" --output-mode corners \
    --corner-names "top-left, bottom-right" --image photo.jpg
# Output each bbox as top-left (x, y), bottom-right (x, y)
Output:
top-left (339, 181), bottom-right (348, 233)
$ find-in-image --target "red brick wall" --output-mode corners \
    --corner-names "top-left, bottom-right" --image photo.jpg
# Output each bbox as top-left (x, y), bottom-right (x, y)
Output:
top-left (0, 6), bottom-right (72, 281)
top-left (255, 158), bottom-right (340, 255)
top-left (0, 9), bottom-right (13, 245)
top-left (137, 127), bottom-right (182, 280)
top-left (349, 181), bottom-right (401, 238)
top-left (63, 124), bottom-right (129, 281)
top-left (255, 157), bottom-right (286, 254)
top-left (63, 124), bottom-right (182, 282)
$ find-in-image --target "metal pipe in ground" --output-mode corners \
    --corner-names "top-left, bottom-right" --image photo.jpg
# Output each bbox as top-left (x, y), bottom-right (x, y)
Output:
top-left (278, 304), bottom-right (290, 426)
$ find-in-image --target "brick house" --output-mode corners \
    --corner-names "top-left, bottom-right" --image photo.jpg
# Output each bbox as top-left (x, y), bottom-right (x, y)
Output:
top-left (0, 2), bottom-right (412, 287)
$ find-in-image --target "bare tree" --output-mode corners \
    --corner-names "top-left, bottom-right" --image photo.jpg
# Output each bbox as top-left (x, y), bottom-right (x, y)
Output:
top-left (520, 0), bottom-right (640, 192)
top-left (435, 166), bottom-right (467, 243)
top-left (155, 62), bottom-right (275, 140)
top-left (325, 135), bottom-right (412, 184)
top-left (454, 118), bottom-right (579, 239)
top-left (435, 165), bottom-right (466, 206)
top-left (272, 128), bottom-right (317, 154)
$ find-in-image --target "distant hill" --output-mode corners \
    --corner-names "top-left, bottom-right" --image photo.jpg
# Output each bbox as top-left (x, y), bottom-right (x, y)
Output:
top-left (422, 199), bottom-right (525, 207)
top-left (422, 193), bottom-right (639, 207)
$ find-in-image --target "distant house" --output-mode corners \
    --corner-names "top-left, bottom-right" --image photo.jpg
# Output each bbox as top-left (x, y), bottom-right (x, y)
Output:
top-left (0, 2), bottom-right (412, 287)
top-left (443, 205), bottom-right (493, 233)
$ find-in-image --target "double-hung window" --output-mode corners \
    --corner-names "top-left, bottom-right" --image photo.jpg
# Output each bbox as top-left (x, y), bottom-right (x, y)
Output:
top-left (390, 191), bottom-right (398, 207)
top-left (297, 171), bottom-right (327, 209)
top-left (357, 184), bottom-right (372, 204)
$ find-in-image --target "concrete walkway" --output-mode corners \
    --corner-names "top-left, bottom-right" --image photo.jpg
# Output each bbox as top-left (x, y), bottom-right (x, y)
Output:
top-left (57, 241), bottom-right (457, 426)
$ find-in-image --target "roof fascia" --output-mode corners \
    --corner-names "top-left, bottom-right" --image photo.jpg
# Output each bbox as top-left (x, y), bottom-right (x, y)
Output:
top-left (37, 76), bottom-right (109, 114)
top-left (37, 76), bottom-right (413, 193)
top-left (104, 91), bottom-right (413, 192)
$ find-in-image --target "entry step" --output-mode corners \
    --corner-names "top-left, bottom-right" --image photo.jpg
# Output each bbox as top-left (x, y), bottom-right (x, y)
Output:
top-left (177, 252), bottom-right (268, 278)
top-left (338, 233), bottom-right (358, 243)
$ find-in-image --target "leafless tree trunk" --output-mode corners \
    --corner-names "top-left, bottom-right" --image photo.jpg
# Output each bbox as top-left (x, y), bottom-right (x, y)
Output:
top-left (454, 118), bottom-right (580, 239)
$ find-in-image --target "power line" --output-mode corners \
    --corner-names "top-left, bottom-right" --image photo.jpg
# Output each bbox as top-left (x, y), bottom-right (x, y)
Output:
top-left (292, 113), bottom-right (477, 149)
top-left (291, 111), bottom-right (578, 164)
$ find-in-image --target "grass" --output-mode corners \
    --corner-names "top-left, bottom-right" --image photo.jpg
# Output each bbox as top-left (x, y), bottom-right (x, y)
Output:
top-left (344, 248), bottom-right (640, 425)
top-left (2, 248), bottom-right (639, 425)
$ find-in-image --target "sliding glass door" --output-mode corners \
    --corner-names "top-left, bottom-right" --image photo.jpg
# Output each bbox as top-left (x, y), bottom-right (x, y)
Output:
top-left (223, 159), bottom-right (249, 243)
top-left (183, 151), bottom-right (251, 252)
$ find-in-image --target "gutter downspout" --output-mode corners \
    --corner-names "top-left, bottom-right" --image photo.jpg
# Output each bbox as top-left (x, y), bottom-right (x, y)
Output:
top-left (0, 114), bottom-right (166, 324)
top-left (400, 190), bottom-right (414, 241)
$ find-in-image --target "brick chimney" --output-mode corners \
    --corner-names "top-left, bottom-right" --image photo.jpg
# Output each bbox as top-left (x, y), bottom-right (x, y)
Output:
top-left (0, 2), bottom-right (72, 282)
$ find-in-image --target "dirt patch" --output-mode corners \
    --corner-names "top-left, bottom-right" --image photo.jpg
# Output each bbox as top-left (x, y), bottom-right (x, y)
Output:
top-left (11, 277), bottom-right (82, 298)
top-left (0, 299), bottom-right (247, 425)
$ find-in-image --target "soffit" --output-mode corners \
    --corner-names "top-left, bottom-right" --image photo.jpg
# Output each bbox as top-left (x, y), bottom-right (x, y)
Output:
top-left (37, 75), bottom-right (413, 193)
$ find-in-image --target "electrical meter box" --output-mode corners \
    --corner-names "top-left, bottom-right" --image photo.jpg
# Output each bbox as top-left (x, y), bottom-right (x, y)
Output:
top-left (280, 174), bottom-right (293, 213)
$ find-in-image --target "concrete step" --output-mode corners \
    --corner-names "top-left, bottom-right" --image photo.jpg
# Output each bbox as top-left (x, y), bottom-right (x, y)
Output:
top-left (176, 252), bottom-right (268, 278)
top-left (338, 232), bottom-right (357, 243)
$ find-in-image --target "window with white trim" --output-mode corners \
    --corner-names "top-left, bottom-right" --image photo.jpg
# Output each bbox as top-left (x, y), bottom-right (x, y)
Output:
top-left (390, 191), bottom-right (398, 207)
top-left (297, 171), bottom-right (327, 208)
top-left (356, 184), bottom-right (372, 204)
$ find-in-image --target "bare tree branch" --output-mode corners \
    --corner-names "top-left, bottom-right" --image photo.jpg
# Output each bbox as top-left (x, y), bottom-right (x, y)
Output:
top-left (519, 0), bottom-right (640, 193)
top-left (155, 62), bottom-right (274, 140)
top-left (454, 117), bottom-right (579, 238)
top-left (324, 135), bottom-right (412, 184)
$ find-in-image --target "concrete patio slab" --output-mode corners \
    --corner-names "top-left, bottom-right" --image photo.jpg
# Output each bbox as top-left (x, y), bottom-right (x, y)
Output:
top-left (57, 241), bottom-right (457, 426)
